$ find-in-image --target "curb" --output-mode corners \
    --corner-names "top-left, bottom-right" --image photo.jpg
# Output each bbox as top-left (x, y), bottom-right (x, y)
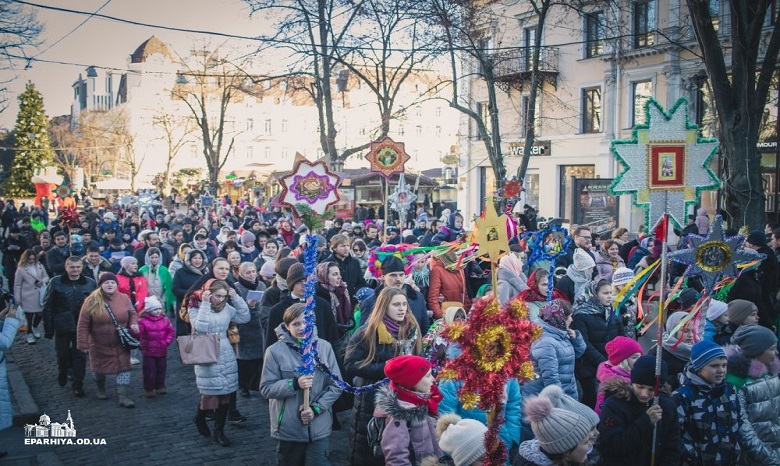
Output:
top-left (7, 352), bottom-right (42, 427)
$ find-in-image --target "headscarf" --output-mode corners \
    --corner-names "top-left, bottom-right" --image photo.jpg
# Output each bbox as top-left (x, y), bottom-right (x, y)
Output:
top-left (177, 242), bottom-right (191, 261)
top-left (518, 269), bottom-right (565, 303)
top-left (539, 300), bottom-right (568, 331)
top-left (315, 261), bottom-right (352, 325)
top-left (187, 278), bottom-right (226, 312)
top-left (438, 251), bottom-right (460, 270)
top-left (661, 311), bottom-right (693, 361)
top-left (184, 249), bottom-right (207, 275)
top-left (499, 253), bottom-right (524, 276)
top-left (574, 280), bottom-right (612, 319)
top-left (144, 246), bottom-right (163, 278)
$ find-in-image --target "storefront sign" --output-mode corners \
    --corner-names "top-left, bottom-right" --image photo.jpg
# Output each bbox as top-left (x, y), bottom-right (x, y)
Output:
top-left (506, 140), bottom-right (551, 157)
top-left (571, 178), bottom-right (619, 235)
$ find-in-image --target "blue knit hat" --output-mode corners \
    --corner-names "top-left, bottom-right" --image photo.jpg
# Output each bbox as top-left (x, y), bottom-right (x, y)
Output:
top-left (690, 340), bottom-right (727, 372)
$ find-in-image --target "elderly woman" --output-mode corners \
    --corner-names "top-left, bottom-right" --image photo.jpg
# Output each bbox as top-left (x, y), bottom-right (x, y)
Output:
top-left (189, 279), bottom-right (250, 447)
top-left (14, 249), bottom-right (50, 344)
top-left (76, 272), bottom-right (139, 407)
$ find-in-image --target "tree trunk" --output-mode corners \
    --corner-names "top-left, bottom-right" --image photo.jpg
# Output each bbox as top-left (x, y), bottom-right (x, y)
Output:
top-left (720, 116), bottom-right (765, 229)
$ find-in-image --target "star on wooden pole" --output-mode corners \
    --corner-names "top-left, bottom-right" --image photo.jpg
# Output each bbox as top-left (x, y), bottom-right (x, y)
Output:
top-left (474, 199), bottom-right (510, 263)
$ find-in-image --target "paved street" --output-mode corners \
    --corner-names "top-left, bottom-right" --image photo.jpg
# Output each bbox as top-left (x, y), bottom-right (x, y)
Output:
top-left (1, 320), bottom-right (352, 465)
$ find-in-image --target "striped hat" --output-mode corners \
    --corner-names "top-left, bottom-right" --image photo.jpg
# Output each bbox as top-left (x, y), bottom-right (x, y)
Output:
top-left (690, 340), bottom-right (727, 372)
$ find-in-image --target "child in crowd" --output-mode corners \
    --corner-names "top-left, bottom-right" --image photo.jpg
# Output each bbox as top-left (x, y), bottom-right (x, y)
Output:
top-left (599, 355), bottom-right (681, 466)
top-left (137, 296), bottom-right (175, 398)
top-left (673, 340), bottom-right (742, 465)
top-left (422, 414), bottom-right (487, 466)
top-left (726, 325), bottom-right (780, 464)
top-left (702, 299), bottom-right (729, 344)
top-left (516, 384), bottom-right (600, 466)
top-left (717, 299), bottom-right (760, 346)
top-left (595, 336), bottom-right (643, 414)
top-left (374, 355), bottom-right (442, 464)
top-left (260, 303), bottom-right (342, 465)
top-left (611, 268), bottom-right (638, 339)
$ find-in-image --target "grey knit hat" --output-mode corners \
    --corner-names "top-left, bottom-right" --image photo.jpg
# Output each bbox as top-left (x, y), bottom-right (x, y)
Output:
top-left (732, 325), bottom-right (777, 358)
top-left (539, 385), bottom-right (600, 428)
top-left (524, 389), bottom-right (598, 454)
top-left (727, 299), bottom-right (758, 325)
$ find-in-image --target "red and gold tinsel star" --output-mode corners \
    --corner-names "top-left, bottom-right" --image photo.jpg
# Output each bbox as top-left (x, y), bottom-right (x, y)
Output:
top-left (59, 207), bottom-right (80, 227)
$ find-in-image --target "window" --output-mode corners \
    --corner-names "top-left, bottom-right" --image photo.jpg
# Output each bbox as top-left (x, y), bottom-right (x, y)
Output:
top-left (281, 147), bottom-right (289, 158)
top-left (190, 144), bottom-right (198, 159)
top-left (476, 101), bottom-right (490, 140)
top-left (476, 36), bottom-right (491, 75)
top-left (264, 147), bottom-right (271, 159)
top-left (478, 167), bottom-right (496, 213)
top-left (416, 106), bottom-right (423, 117)
top-left (585, 11), bottom-right (604, 58)
top-left (695, 78), bottom-right (717, 138)
top-left (247, 118), bottom-right (254, 131)
top-left (520, 95), bottom-right (541, 138)
top-left (581, 87), bottom-right (602, 133)
top-left (435, 126), bottom-right (442, 138)
top-left (281, 119), bottom-right (288, 133)
top-left (559, 165), bottom-right (595, 220)
top-left (415, 125), bottom-right (423, 136)
top-left (435, 107), bottom-right (442, 118)
top-left (631, 81), bottom-right (653, 126)
top-left (264, 119), bottom-right (272, 135)
top-left (359, 127), bottom-right (367, 136)
top-left (633, 0), bottom-right (655, 48)
top-left (246, 146), bottom-right (253, 160)
top-left (524, 27), bottom-right (536, 70)
top-left (413, 150), bottom-right (419, 161)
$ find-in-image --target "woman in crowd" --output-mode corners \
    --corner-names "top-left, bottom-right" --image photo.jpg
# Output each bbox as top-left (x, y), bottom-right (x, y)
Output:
top-left (726, 325), bottom-right (780, 464)
top-left (428, 250), bottom-right (471, 319)
top-left (189, 279), bottom-right (250, 447)
top-left (168, 243), bottom-right (192, 279)
top-left (554, 249), bottom-right (595, 304)
top-left (76, 273), bottom-right (138, 407)
top-left (14, 249), bottom-right (49, 344)
top-left (253, 238), bottom-right (278, 270)
top-left (227, 250), bottom-right (242, 282)
top-left (610, 268), bottom-right (638, 339)
top-left (515, 384), bottom-right (600, 466)
top-left (595, 240), bottom-right (626, 282)
top-left (571, 279), bottom-right (623, 408)
top-left (350, 238), bottom-right (369, 278)
top-left (517, 269), bottom-right (563, 323)
top-left (496, 250), bottom-right (528, 306)
top-left (116, 256), bottom-right (149, 313)
top-left (139, 247), bottom-right (175, 316)
top-left (315, 261), bottom-right (354, 338)
top-left (260, 303), bottom-right (342, 465)
top-left (345, 287), bottom-right (423, 466)
top-left (0, 306), bottom-right (23, 458)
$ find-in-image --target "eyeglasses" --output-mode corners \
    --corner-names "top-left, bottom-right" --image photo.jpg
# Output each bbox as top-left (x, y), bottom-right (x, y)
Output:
top-left (353, 248), bottom-right (365, 252)
top-left (578, 235), bottom-right (592, 240)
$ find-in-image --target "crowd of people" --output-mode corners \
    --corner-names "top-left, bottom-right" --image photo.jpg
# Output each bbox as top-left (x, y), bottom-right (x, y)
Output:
top-left (0, 196), bottom-right (779, 466)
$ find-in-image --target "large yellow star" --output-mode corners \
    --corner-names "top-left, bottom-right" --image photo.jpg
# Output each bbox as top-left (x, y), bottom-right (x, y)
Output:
top-left (474, 199), bottom-right (509, 263)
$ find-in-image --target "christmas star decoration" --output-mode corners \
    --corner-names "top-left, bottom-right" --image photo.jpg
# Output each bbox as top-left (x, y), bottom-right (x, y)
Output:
top-left (609, 98), bottom-right (720, 229)
top-left (365, 136), bottom-right (410, 178)
top-left (668, 216), bottom-right (765, 292)
top-left (279, 157), bottom-right (340, 216)
top-left (388, 175), bottom-right (417, 224)
top-left (474, 199), bottom-right (509, 263)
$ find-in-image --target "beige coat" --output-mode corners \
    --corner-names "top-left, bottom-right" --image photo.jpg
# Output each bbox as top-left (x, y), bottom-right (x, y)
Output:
top-left (14, 263), bottom-right (49, 313)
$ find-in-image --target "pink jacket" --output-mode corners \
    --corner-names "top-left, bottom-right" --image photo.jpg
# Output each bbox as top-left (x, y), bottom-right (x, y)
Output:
top-left (137, 314), bottom-right (175, 357)
top-left (595, 361), bottom-right (631, 415)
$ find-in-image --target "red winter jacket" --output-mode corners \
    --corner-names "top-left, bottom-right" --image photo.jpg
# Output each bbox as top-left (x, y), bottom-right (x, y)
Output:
top-left (137, 313), bottom-right (175, 357)
top-left (427, 257), bottom-right (471, 319)
top-left (116, 272), bottom-right (149, 312)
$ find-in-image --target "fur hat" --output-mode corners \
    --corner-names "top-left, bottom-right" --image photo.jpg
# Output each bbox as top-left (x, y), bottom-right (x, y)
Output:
top-left (631, 355), bottom-right (668, 387)
top-left (384, 355), bottom-right (431, 390)
top-left (436, 414), bottom-right (487, 466)
top-left (746, 230), bottom-right (766, 247)
top-left (572, 248), bottom-right (595, 272)
top-left (705, 299), bottom-right (728, 322)
top-left (732, 325), bottom-right (777, 358)
top-left (524, 390), bottom-right (597, 455)
top-left (611, 267), bottom-right (635, 287)
top-left (605, 336), bottom-right (643, 365)
top-left (690, 340), bottom-right (727, 372)
top-left (98, 272), bottom-right (118, 286)
top-left (727, 299), bottom-right (757, 325)
top-left (285, 262), bottom-right (306, 289)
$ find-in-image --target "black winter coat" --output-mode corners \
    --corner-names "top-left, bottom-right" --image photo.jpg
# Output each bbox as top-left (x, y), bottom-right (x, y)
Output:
top-left (647, 345), bottom-right (688, 391)
top-left (2, 236), bottom-right (28, 272)
top-left (323, 253), bottom-right (366, 303)
top-left (358, 283), bottom-right (431, 333)
top-left (344, 325), bottom-right (403, 466)
top-left (727, 270), bottom-right (775, 329)
top-left (171, 265), bottom-right (202, 300)
top-left (571, 308), bottom-right (623, 379)
top-left (265, 292), bottom-right (338, 351)
top-left (42, 275), bottom-right (97, 337)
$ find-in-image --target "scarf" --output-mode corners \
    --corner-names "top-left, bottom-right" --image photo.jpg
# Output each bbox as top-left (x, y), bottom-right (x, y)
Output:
top-left (661, 332), bottom-right (693, 361)
top-left (574, 280), bottom-right (613, 320)
top-left (238, 276), bottom-right (259, 291)
top-left (316, 282), bottom-right (352, 325)
top-left (383, 316), bottom-right (400, 335)
top-left (412, 265), bottom-right (430, 288)
top-left (187, 278), bottom-right (226, 312)
top-left (240, 243), bottom-right (256, 255)
top-left (275, 274), bottom-right (288, 291)
top-left (539, 300), bottom-right (568, 330)
top-left (279, 228), bottom-right (294, 246)
top-left (391, 382), bottom-right (443, 417)
top-left (567, 265), bottom-right (591, 302)
top-left (518, 269), bottom-right (565, 303)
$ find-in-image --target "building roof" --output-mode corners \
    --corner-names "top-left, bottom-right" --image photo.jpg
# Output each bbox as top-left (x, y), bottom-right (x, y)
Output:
top-left (130, 36), bottom-right (175, 64)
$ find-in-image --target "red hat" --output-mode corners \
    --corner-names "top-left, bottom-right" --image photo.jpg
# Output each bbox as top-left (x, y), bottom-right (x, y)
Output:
top-left (384, 355), bottom-right (431, 390)
top-left (605, 336), bottom-right (643, 365)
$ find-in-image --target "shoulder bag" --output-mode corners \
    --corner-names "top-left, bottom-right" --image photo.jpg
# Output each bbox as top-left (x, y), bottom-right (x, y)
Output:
top-left (104, 302), bottom-right (140, 350)
top-left (177, 322), bottom-right (219, 365)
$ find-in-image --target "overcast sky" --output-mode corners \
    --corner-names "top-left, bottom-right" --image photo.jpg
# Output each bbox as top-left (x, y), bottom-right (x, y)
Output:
top-left (1, 0), bottom-right (267, 129)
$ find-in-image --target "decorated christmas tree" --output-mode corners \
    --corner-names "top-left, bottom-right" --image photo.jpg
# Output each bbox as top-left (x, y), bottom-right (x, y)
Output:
top-left (3, 82), bottom-right (55, 197)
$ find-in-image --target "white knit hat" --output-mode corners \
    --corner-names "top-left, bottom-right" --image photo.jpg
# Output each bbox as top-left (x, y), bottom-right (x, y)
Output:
top-left (705, 299), bottom-right (728, 321)
top-left (572, 248), bottom-right (595, 272)
top-left (143, 296), bottom-right (162, 311)
top-left (436, 414), bottom-right (487, 466)
top-left (611, 267), bottom-right (635, 287)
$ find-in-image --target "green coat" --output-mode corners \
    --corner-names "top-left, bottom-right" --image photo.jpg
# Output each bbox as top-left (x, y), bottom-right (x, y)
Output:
top-left (139, 265), bottom-right (176, 312)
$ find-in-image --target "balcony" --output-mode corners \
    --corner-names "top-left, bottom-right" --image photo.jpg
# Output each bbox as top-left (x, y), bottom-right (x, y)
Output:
top-left (490, 47), bottom-right (559, 91)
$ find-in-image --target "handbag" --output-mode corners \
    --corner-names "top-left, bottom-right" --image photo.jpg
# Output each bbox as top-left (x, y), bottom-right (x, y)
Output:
top-left (177, 332), bottom-right (219, 365)
top-left (38, 282), bottom-right (48, 307)
top-left (104, 303), bottom-right (140, 350)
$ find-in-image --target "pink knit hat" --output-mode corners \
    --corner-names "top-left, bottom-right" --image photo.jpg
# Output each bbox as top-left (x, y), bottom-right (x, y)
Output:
top-left (605, 336), bottom-right (643, 365)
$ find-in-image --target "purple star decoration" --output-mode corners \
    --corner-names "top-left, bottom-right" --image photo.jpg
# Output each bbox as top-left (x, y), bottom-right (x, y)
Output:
top-left (291, 172), bottom-right (334, 203)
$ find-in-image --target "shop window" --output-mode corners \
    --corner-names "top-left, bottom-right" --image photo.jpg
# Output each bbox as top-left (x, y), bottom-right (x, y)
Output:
top-left (559, 165), bottom-right (596, 220)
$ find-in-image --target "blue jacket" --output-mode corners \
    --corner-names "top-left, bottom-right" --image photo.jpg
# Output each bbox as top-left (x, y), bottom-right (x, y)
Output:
top-left (439, 378), bottom-right (522, 463)
top-left (0, 316), bottom-right (21, 431)
top-left (523, 320), bottom-right (586, 400)
top-left (431, 212), bottom-right (463, 246)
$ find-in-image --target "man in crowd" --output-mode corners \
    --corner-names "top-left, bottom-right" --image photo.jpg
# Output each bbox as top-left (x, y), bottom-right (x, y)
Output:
top-left (42, 256), bottom-right (97, 397)
top-left (556, 225), bottom-right (596, 276)
top-left (134, 230), bottom-right (170, 267)
top-left (81, 246), bottom-right (113, 283)
top-left (322, 234), bottom-right (366, 302)
top-left (46, 230), bottom-right (71, 278)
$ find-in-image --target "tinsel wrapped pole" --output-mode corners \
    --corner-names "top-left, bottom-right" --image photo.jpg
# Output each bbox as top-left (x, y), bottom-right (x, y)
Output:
top-left (651, 211), bottom-right (669, 466)
top-left (297, 234), bottom-right (319, 411)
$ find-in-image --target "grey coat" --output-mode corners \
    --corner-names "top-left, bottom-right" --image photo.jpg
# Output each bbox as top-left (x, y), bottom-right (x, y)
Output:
top-left (260, 324), bottom-right (342, 442)
top-left (14, 263), bottom-right (49, 313)
top-left (233, 280), bottom-right (266, 360)
top-left (496, 267), bottom-right (528, 306)
top-left (0, 316), bottom-right (20, 430)
top-left (522, 320), bottom-right (586, 400)
top-left (188, 295), bottom-right (251, 395)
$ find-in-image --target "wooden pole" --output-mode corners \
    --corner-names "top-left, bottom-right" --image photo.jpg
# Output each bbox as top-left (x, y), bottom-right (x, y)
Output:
top-left (384, 177), bottom-right (389, 241)
top-left (650, 204), bottom-right (669, 466)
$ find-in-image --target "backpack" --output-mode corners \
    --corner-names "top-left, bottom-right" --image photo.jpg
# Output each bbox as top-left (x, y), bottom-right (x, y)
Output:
top-left (367, 416), bottom-right (413, 460)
